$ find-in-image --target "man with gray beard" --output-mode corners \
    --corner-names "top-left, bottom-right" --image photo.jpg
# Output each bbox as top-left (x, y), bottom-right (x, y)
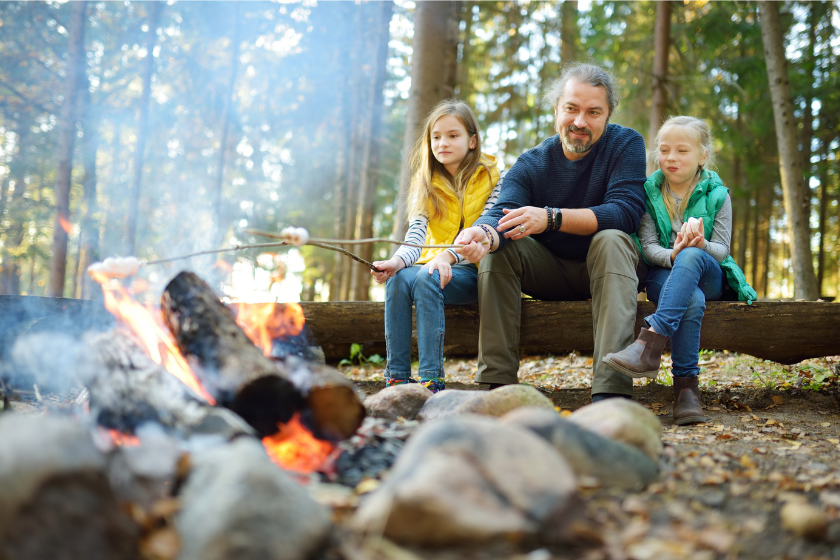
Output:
top-left (455, 63), bottom-right (647, 401)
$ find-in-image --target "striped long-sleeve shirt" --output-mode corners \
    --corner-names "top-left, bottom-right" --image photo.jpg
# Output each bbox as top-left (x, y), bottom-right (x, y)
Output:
top-left (393, 173), bottom-right (504, 267)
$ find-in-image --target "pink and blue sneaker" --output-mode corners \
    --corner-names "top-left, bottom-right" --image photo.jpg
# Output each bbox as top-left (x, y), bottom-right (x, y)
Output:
top-left (385, 377), bottom-right (417, 388)
top-left (419, 378), bottom-right (445, 394)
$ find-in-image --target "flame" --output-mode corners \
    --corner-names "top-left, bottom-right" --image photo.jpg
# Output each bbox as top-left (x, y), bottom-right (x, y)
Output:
top-left (262, 413), bottom-right (335, 473)
top-left (108, 429), bottom-right (140, 447)
top-left (58, 215), bottom-right (72, 234)
top-left (91, 272), bottom-right (216, 405)
top-left (234, 302), bottom-right (306, 357)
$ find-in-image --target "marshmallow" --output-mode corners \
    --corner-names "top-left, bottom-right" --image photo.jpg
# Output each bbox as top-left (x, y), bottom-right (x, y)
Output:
top-left (281, 227), bottom-right (310, 247)
top-left (87, 256), bottom-right (142, 279)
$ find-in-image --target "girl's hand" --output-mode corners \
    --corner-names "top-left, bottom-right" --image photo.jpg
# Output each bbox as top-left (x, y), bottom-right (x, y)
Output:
top-left (671, 231), bottom-right (689, 264)
top-left (425, 252), bottom-right (455, 289)
top-left (498, 206), bottom-right (548, 239)
top-left (682, 217), bottom-right (706, 248)
top-left (454, 227), bottom-right (491, 263)
top-left (371, 257), bottom-right (403, 284)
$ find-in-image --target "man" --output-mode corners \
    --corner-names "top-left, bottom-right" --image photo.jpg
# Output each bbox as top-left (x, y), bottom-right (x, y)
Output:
top-left (455, 63), bottom-right (647, 402)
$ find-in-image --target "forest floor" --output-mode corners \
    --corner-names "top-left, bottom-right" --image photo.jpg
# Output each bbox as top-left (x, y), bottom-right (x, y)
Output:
top-left (341, 352), bottom-right (840, 560)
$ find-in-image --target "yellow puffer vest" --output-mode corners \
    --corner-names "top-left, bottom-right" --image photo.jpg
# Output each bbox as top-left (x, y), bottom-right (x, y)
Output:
top-left (417, 154), bottom-right (500, 264)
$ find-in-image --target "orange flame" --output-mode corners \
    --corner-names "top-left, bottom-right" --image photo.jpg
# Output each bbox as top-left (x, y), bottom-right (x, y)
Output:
top-left (233, 302), bottom-right (306, 357)
top-left (108, 429), bottom-right (140, 447)
top-left (91, 272), bottom-right (216, 405)
top-left (262, 413), bottom-right (335, 473)
top-left (58, 215), bottom-right (72, 234)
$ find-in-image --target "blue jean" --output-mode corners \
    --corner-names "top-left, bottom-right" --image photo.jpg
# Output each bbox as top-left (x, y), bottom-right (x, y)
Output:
top-left (384, 264), bottom-right (478, 380)
top-left (645, 248), bottom-right (724, 378)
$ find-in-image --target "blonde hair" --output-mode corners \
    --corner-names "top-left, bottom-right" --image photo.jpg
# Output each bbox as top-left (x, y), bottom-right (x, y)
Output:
top-left (405, 99), bottom-right (483, 222)
top-left (650, 116), bottom-right (716, 221)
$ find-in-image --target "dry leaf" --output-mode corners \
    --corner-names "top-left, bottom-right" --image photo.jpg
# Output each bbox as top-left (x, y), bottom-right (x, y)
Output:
top-left (771, 396), bottom-right (785, 405)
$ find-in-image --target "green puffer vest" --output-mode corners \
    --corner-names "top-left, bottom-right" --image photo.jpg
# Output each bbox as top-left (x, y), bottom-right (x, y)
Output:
top-left (634, 169), bottom-right (757, 304)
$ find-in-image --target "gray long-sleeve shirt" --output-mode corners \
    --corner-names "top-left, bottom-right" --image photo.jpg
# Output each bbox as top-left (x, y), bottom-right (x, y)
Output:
top-left (637, 191), bottom-right (732, 268)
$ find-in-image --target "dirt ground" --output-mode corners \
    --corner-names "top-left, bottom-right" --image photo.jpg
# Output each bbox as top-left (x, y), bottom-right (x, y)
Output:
top-left (342, 352), bottom-right (840, 560)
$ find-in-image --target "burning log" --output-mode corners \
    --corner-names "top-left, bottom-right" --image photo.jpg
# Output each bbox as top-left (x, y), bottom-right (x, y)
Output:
top-left (83, 328), bottom-right (256, 442)
top-left (161, 271), bottom-right (364, 440)
top-left (0, 414), bottom-right (141, 560)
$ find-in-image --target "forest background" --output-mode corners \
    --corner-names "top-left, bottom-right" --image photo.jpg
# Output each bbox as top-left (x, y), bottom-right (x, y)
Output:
top-left (0, 0), bottom-right (837, 305)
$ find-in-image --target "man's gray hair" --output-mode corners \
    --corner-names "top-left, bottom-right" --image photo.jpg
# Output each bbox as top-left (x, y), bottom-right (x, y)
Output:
top-left (543, 63), bottom-right (620, 115)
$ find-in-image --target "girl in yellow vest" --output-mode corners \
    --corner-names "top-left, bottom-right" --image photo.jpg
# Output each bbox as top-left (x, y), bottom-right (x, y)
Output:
top-left (371, 99), bottom-right (501, 393)
top-left (603, 116), bottom-right (756, 424)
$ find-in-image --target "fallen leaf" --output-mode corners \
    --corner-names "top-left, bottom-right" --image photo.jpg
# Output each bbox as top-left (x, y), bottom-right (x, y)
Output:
top-left (740, 454), bottom-right (757, 468)
top-left (772, 396), bottom-right (785, 405)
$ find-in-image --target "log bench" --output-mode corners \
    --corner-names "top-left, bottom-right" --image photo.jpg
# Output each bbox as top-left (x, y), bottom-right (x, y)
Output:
top-left (299, 300), bottom-right (840, 365)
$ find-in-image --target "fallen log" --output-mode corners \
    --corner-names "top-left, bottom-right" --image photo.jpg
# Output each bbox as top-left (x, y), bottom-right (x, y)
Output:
top-left (161, 272), bottom-right (364, 440)
top-left (298, 300), bottom-right (840, 365)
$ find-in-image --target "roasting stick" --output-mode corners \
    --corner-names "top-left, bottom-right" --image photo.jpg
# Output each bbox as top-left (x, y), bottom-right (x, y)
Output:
top-left (88, 226), bottom-right (487, 278)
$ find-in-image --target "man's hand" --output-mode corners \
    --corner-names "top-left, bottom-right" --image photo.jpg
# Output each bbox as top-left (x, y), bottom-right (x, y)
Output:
top-left (371, 257), bottom-right (404, 284)
top-left (424, 252), bottom-right (456, 289)
top-left (497, 206), bottom-right (548, 239)
top-left (454, 226), bottom-right (492, 263)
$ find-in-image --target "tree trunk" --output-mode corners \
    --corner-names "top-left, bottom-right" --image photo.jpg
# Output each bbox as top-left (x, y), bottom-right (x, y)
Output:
top-left (817, 142), bottom-right (829, 296)
top-left (352, 1), bottom-right (394, 301)
top-left (758, 1), bottom-right (819, 300)
top-left (1, 116), bottom-right (30, 295)
top-left (125, 2), bottom-right (162, 257)
top-left (77, 83), bottom-right (101, 300)
top-left (48, 1), bottom-right (87, 298)
top-left (561, 0), bottom-right (579, 64)
top-left (211, 5), bottom-right (240, 251)
top-left (647, 0), bottom-right (672, 174)
top-left (393, 1), bottom-right (460, 240)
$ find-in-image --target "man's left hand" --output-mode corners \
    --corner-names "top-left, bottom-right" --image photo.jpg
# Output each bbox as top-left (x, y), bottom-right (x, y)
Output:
top-left (497, 206), bottom-right (548, 239)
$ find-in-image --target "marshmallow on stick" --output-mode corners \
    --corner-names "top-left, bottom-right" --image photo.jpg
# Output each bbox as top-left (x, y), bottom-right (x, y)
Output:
top-left (87, 256), bottom-right (143, 279)
top-left (280, 226), bottom-right (309, 246)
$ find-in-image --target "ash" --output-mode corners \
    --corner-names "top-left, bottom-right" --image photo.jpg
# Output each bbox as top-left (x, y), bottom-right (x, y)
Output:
top-left (329, 417), bottom-right (418, 487)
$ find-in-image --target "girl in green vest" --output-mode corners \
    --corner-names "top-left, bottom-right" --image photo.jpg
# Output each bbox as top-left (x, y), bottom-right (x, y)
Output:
top-left (603, 116), bottom-right (756, 425)
top-left (371, 100), bottom-right (501, 393)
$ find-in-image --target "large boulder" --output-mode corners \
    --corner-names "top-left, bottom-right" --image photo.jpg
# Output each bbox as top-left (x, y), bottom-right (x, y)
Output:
top-left (176, 438), bottom-right (332, 560)
top-left (568, 399), bottom-right (663, 460)
top-left (352, 415), bottom-right (581, 548)
top-left (502, 407), bottom-right (659, 490)
top-left (364, 383), bottom-right (432, 420)
top-left (416, 385), bottom-right (555, 422)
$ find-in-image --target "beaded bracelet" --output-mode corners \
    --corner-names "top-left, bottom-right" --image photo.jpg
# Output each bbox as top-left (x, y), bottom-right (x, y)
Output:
top-left (545, 207), bottom-right (554, 232)
top-left (476, 224), bottom-right (495, 251)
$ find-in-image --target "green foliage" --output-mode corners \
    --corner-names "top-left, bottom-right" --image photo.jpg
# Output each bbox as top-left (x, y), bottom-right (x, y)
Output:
top-left (338, 343), bottom-right (383, 367)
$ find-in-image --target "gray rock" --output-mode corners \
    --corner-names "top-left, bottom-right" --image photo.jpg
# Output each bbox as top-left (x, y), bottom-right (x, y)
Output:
top-left (502, 407), bottom-right (659, 490)
top-left (415, 389), bottom-right (479, 421)
top-left (568, 398), bottom-right (663, 460)
top-left (416, 385), bottom-right (555, 422)
top-left (177, 438), bottom-right (332, 560)
top-left (364, 383), bottom-right (432, 420)
top-left (352, 415), bottom-right (581, 548)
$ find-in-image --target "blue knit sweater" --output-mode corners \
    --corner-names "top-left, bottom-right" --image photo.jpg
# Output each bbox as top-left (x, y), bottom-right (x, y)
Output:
top-left (474, 124), bottom-right (647, 260)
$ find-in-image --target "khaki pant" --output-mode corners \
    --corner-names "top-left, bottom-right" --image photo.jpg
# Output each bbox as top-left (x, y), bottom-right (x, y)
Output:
top-left (476, 230), bottom-right (639, 396)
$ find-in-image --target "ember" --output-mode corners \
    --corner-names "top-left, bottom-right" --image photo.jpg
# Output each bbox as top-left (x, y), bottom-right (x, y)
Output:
top-left (262, 412), bottom-right (336, 474)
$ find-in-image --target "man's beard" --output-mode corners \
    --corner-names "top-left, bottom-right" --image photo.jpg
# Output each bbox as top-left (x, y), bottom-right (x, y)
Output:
top-left (561, 124), bottom-right (594, 154)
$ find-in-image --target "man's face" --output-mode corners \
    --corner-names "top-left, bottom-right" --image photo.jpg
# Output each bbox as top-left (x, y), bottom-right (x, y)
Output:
top-left (555, 79), bottom-right (610, 160)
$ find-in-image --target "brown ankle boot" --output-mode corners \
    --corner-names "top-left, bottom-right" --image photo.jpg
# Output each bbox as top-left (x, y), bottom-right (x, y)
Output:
top-left (673, 377), bottom-right (707, 425)
top-left (601, 327), bottom-right (668, 379)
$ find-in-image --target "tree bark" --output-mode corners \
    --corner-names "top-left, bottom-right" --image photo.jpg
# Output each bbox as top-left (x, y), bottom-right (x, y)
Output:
top-left (125, 2), bottom-right (162, 257)
top-left (48, 1), bottom-right (87, 298)
top-left (758, 1), bottom-right (819, 300)
top-left (561, 0), bottom-right (579, 64)
top-left (1, 115), bottom-right (30, 295)
top-left (77, 83), bottom-right (101, 300)
top-left (393, 1), bottom-right (460, 239)
top-left (352, 1), bottom-right (394, 301)
top-left (647, 0), bottom-right (672, 175)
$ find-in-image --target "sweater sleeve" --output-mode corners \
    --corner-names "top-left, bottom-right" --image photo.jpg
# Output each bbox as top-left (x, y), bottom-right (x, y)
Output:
top-left (393, 215), bottom-right (428, 268)
top-left (472, 163), bottom-right (534, 253)
top-left (638, 212), bottom-right (674, 269)
top-left (704, 194), bottom-right (732, 263)
top-left (589, 132), bottom-right (647, 233)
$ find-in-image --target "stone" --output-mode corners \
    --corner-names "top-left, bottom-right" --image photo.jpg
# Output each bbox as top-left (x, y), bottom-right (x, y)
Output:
top-left (364, 383), bottom-right (432, 420)
top-left (416, 385), bottom-right (555, 422)
top-left (415, 389), bottom-right (479, 421)
top-left (176, 438), bottom-right (332, 560)
top-left (568, 398), bottom-right (663, 460)
top-left (352, 415), bottom-right (581, 548)
top-left (780, 502), bottom-right (828, 540)
top-left (502, 407), bottom-right (659, 490)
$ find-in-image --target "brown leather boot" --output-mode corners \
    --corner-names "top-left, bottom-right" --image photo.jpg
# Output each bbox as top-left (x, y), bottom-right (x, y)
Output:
top-left (673, 376), bottom-right (707, 425)
top-left (601, 327), bottom-right (668, 379)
